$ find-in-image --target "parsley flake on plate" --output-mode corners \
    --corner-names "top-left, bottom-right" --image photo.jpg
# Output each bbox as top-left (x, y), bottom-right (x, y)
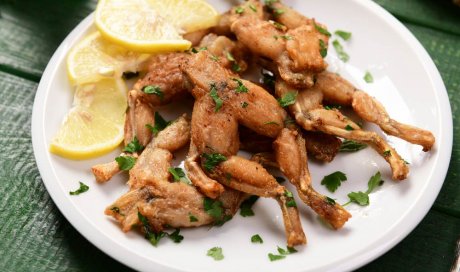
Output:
top-left (251, 234), bottom-right (264, 243)
top-left (334, 30), bottom-right (352, 41)
top-left (321, 171), bottom-right (347, 193)
top-left (332, 39), bottom-right (349, 62)
top-left (69, 181), bottom-right (89, 195)
top-left (364, 71), bottom-right (374, 83)
top-left (240, 195), bottom-right (259, 217)
top-left (344, 172), bottom-right (384, 206)
top-left (202, 152), bottom-right (227, 172)
top-left (207, 247), bottom-right (224, 261)
top-left (339, 140), bottom-right (367, 152)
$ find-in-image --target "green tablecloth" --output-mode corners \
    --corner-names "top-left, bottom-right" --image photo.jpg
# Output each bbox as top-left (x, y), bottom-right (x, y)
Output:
top-left (0, 0), bottom-right (459, 271)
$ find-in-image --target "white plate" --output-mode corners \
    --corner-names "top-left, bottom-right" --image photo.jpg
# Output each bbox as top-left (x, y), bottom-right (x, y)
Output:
top-left (32, 0), bottom-right (453, 271)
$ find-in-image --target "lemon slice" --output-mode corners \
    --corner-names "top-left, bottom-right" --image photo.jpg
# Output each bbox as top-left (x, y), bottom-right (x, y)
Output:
top-left (67, 32), bottom-right (150, 85)
top-left (95, 0), bottom-right (191, 53)
top-left (145, 0), bottom-right (219, 33)
top-left (50, 78), bottom-right (127, 160)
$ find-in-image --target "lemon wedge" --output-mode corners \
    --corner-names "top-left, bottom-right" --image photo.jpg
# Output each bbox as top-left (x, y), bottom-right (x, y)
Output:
top-left (50, 78), bottom-right (127, 160)
top-left (145, 0), bottom-right (219, 33)
top-left (67, 32), bottom-right (150, 85)
top-left (95, 0), bottom-right (191, 53)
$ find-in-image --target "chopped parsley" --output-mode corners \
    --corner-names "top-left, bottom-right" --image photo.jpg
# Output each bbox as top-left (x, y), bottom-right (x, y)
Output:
top-left (232, 78), bottom-right (249, 93)
top-left (168, 229), bottom-right (184, 243)
top-left (324, 104), bottom-right (341, 110)
top-left (321, 171), bottom-right (347, 193)
top-left (319, 39), bottom-right (328, 58)
top-left (191, 46), bottom-right (207, 53)
top-left (264, 121), bottom-right (279, 126)
top-left (235, 6), bottom-right (244, 14)
top-left (270, 20), bottom-right (285, 30)
top-left (226, 52), bottom-right (241, 72)
top-left (142, 85), bottom-right (164, 100)
top-left (189, 213), bottom-right (198, 222)
top-left (123, 137), bottom-right (144, 153)
top-left (138, 211), bottom-right (165, 246)
top-left (277, 91), bottom-right (298, 107)
top-left (343, 172), bottom-right (384, 206)
top-left (284, 190), bottom-right (297, 207)
top-left (273, 8), bottom-right (285, 16)
top-left (202, 152), bottom-right (227, 172)
top-left (168, 167), bottom-right (191, 184)
top-left (268, 245), bottom-right (297, 261)
top-left (339, 140), bottom-right (367, 152)
top-left (209, 83), bottom-right (223, 112)
top-left (264, 0), bottom-right (278, 5)
top-left (240, 195), bottom-right (260, 217)
top-left (364, 71), bottom-right (374, 83)
top-left (325, 196), bottom-right (336, 205)
top-left (315, 24), bottom-right (331, 37)
top-left (268, 253), bottom-right (286, 261)
top-left (334, 30), bottom-right (352, 41)
top-left (332, 39), bottom-right (350, 62)
top-left (345, 124), bottom-right (354, 131)
top-left (115, 156), bottom-right (136, 171)
top-left (249, 4), bottom-right (257, 12)
top-left (69, 181), bottom-right (89, 195)
top-left (251, 234), bottom-right (264, 243)
top-left (241, 101), bottom-right (249, 108)
top-left (274, 35), bottom-right (293, 40)
top-left (383, 150), bottom-right (391, 157)
top-left (204, 198), bottom-right (224, 220)
top-left (210, 54), bottom-right (219, 62)
top-left (145, 112), bottom-right (171, 136)
top-left (207, 247), bottom-right (224, 261)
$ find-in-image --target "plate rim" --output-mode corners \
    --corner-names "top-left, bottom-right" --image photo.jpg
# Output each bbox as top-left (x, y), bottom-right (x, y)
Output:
top-left (31, 1), bottom-right (453, 271)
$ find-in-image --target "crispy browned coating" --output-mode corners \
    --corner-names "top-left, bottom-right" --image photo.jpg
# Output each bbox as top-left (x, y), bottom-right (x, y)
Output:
top-left (105, 115), bottom-right (245, 232)
top-left (182, 51), bottom-right (307, 246)
top-left (317, 72), bottom-right (435, 151)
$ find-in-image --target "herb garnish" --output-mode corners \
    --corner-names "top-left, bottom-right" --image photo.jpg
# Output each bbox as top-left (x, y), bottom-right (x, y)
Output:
top-left (270, 20), bottom-right (285, 30)
top-left (268, 245), bottom-right (297, 261)
top-left (240, 195), bottom-right (260, 217)
top-left (204, 197), bottom-right (231, 226)
top-left (339, 140), bottom-right (367, 152)
top-left (241, 102), bottom-right (249, 108)
top-left (235, 6), bottom-right (244, 14)
top-left (277, 91), bottom-right (297, 107)
top-left (142, 85), bottom-right (164, 99)
top-left (226, 52), bottom-right (241, 72)
top-left (209, 83), bottom-right (223, 112)
top-left (273, 8), bottom-right (284, 16)
top-left (332, 40), bottom-right (350, 62)
top-left (364, 71), bottom-right (374, 83)
top-left (115, 156), bottom-right (136, 171)
top-left (138, 212), bottom-right (184, 246)
top-left (123, 137), bottom-right (144, 153)
top-left (189, 213), bottom-right (198, 222)
top-left (232, 78), bottom-right (249, 93)
top-left (168, 167), bottom-right (191, 184)
top-left (343, 172), bottom-right (384, 206)
top-left (210, 54), bottom-right (219, 62)
top-left (69, 181), bottom-right (89, 195)
top-left (383, 150), bottom-right (391, 157)
top-left (145, 112), bottom-right (171, 136)
top-left (251, 234), bottom-right (264, 243)
top-left (202, 152), bottom-right (227, 171)
top-left (315, 24), bottom-right (331, 37)
top-left (191, 46), bottom-right (207, 53)
top-left (264, 121), bottom-right (279, 126)
top-left (321, 171), bottom-right (347, 193)
top-left (274, 35), bottom-right (293, 40)
top-left (345, 124), bottom-right (354, 131)
top-left (249, 4), bottom-right (257, 12)
top-left (319, 39), bottom-right (327, 58)
top-left (335, 30), bottom-right (352, 41)
top-left (325, 196), bottom-right (336, 205)
top-left (207, 247), bottom-right (224, 261)
top-left (284, 190), bottom-right (297, 207)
